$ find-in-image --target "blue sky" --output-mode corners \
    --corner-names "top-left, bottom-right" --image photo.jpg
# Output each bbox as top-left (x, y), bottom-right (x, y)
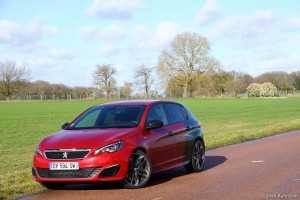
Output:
top-left (1, 0), bottom-right (300, 87)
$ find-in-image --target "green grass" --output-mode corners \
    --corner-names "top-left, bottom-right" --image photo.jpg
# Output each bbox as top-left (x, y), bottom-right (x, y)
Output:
top-left (178, 98), bottom-right (300, 148)
top-left (0, 98), bottom-right (300, 199)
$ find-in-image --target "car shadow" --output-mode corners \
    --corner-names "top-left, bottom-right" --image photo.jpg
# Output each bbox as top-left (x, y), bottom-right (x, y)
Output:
top-left (57, 155), bottom-right (227, 190)
top-left (203, 155), bottom-right (227, 171)
top-left (148, 155), bottom-right (227, 187)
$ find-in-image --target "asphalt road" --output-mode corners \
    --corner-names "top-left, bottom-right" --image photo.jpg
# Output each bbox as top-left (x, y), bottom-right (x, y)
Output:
top-left (22, 130), bottom-right (300, 200)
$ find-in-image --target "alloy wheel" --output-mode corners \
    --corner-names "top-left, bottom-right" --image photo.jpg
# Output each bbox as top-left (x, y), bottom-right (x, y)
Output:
top-left (124, 150), bottom-right (151, 188)
top-left (193, 140), bottom-right (205, 170)
top-left (185, 140), bottom-right (205, 173)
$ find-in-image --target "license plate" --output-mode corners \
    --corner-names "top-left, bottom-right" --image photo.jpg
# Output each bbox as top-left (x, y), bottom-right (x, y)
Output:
top-left (50, 162), bottom-right (79, 170)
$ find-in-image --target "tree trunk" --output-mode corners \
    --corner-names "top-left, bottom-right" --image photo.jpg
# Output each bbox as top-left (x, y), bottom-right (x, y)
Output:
top-left (183, 81), bottom-right (188, 98)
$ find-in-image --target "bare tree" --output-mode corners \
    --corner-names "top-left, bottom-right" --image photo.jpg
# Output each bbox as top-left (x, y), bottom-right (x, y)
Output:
top-left (33, 80), bottom-right (51, 101)
top-left (293, 75), bottom-right (300, 91)
top-left (0, 60), bottom-right (30, 100)
top-left (73, 86), bottom-right (94, 99)
top-left (255, 71), bottom-right (293, 93)
top-left (157, 32), bottom-right (220, 98)
top-left (93, 64), bottom-right (116, 99)
top-left (224, 71), bottom-right (254, 97)
top-left (134, 64), bottom-right (154, 98)
top-left (120, 81), bottom-right (133, 99)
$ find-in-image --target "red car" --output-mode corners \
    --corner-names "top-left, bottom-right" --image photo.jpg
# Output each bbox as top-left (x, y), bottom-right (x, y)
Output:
top-left (32, 100), bottom-right (205, 189)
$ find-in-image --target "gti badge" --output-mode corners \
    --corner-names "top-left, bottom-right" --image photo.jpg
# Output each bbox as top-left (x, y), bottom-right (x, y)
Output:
top-left (62, 152), bottom-right (68, 159)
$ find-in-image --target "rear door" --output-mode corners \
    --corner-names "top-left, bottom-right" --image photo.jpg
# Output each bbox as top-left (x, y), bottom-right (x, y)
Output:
top-left (163, 103), bottom-right (188, 164)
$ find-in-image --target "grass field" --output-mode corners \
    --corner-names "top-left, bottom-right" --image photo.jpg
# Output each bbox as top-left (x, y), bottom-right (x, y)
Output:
top-left (1, 98), bottom-right (300, 199)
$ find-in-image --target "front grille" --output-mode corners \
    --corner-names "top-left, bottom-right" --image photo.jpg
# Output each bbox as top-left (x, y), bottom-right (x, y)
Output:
top-left (37, 167), bottom-right (101, 179)
top-left (44, 149), bottom-right (90, 160)
top-left (99, 165), bottom-right (120, 177)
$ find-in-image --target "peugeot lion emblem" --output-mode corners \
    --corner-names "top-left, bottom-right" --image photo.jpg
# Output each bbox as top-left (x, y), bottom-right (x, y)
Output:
top-left (62, 152), bottom-right (68, 159)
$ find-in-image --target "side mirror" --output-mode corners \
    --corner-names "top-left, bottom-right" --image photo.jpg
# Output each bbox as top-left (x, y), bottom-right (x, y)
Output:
top-left (61, 122), bottom-right (70, 130)
top-left (146, 120), bottom-right (164, 129)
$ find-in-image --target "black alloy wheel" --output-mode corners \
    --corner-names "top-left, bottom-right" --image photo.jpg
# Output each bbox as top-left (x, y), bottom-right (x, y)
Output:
top-left (124, 150), bottom-right (152, 189)
top-left (185, 140), bottom-right (205, 173)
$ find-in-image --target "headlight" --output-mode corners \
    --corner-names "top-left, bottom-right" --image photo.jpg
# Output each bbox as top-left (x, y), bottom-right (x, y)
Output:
top-left (35, 145), bottom-right (42, 156)
top-left (94, 141), bottom-right (123, 155)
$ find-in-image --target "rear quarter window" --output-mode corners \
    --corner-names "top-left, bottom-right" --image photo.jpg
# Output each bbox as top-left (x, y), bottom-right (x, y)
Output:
top-left (164, 103), bottom-right (187, 124)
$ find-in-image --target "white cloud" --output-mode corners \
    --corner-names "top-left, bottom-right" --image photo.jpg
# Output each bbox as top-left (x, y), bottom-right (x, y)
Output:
top-left (46, 48), bottom-right (76, 60)
top-left (257, 52), bottom-right (300, 72)
top-left (141, 22), bottom-right (182, 48)
top-left (194, 0), bottom-right (221, 26)
top-left (205, 15), bottom-right (240, 39)
top-left (221, 56), bottom-right (254, 73)
top-left (114, 62), bottom-right (125, 71)
top-left (282, 17), bottom-right (300, 30)
top-left (206, 10), bottom-right (275, 49)
top-left (99, 44), bottom-right (121, 58)
top-left (27, 57), bottom-right (93, 86)
top-left (218, 52), bottom-right (300, 77)
top-left (85, 0), bottom-right (146, 20)
top-left (0, 20), bottom-right (58, 50)
top-left (79, 24), bottom-right (127, 43)
top-left (247, 10), bottom-right (274, 25)
top-left (131, 25), bottom-right (151, 43)
top-left (202, 9), bottom-right (300, 75)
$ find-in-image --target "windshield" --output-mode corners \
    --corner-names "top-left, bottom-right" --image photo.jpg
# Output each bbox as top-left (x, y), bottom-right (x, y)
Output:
top-left (68, 105), bottom-right (145, 130)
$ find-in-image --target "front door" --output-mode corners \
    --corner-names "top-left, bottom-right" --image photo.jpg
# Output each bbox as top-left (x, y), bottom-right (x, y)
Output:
top-left (145, 103), bottom-right (177, 172)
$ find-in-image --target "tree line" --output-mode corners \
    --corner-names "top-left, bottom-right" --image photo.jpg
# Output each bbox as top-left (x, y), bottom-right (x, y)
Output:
top-left (1, 32), bottom-right (300, 101)
top-left (166, 70), bottom-right (300, 98)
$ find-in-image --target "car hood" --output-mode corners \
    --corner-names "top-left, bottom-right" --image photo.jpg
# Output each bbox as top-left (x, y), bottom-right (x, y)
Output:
top-left (39, 128), bottom-right (138, 150)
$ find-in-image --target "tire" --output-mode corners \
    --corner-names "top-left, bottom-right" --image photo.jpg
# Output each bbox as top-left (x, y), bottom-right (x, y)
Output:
top-left (123, 150), bottom-right (152, 189)
top-left (41, 182), bottom-right (65, 190)
top-left (185, 140), bottom-right (205, 173)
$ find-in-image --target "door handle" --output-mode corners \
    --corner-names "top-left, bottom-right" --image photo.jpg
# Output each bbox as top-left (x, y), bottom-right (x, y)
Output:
top-left (168, 131), bottom-right (174, 136)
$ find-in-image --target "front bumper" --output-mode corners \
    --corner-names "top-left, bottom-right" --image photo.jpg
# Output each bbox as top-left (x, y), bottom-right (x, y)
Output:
top-left (33, 148), bottom-right (131, 182)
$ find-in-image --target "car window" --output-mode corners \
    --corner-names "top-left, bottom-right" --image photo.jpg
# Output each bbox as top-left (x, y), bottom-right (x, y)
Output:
top-left (180, 106), bottom-right (189, 120)
top-left (75, 109), bottom-right (101, 128)
top-left (146, 104), bottom-right (168, 126)
top-left (68, 105), bottom-right (145, 129)
top-left (164, 103), bottom-right (186, 124)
